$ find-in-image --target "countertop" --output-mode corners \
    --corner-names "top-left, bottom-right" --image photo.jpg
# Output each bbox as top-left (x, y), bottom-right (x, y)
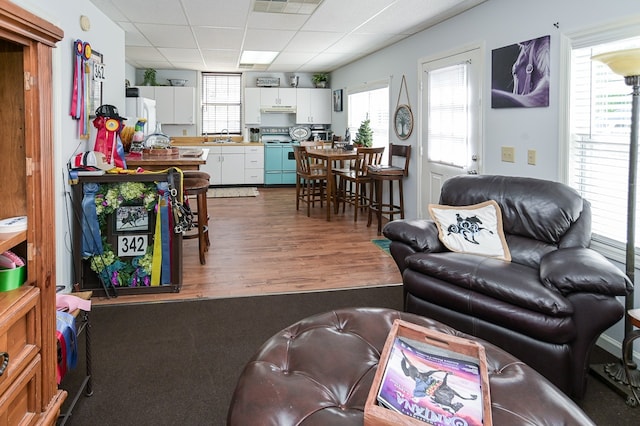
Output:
top-left (170, 136), bottom-right (263, 146)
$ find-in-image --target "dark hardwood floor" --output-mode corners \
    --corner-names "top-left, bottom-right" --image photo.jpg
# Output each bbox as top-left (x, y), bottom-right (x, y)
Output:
top-left (93, 186), bottom-right (401, 305)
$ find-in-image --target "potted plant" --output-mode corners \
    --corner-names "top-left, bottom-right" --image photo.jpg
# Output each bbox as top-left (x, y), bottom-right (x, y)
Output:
top-left (143, 68), bottom-right (158, 86)
top-left (354, 118), bottom-right (373, 147)
top-left (312, 73), bottom-right (329, 88)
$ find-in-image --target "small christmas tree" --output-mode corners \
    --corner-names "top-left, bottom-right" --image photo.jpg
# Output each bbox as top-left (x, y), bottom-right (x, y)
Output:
top-left (354, 118), bottom-right (373, 147)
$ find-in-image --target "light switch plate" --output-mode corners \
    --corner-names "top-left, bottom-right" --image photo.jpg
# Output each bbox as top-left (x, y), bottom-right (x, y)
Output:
top-left (527, 149), bottom-right (536, 165)
top-left (501, 146), bottom-right (515, 163)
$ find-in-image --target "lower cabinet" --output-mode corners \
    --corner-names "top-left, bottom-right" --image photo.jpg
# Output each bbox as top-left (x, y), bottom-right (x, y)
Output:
top-left (191, 145), bottom-right (264, 186)
top-left (0, 286), bottom-right (41, 425)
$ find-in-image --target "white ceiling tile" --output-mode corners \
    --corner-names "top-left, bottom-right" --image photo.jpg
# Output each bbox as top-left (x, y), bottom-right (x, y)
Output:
top-left (183, 0), bottom-right (252, 27)
top-left (126, 46), bottom-right (166, 61)
top-left (89, 0), bottom-right (486, 71)
top-left (285, 31), bottom-right (344, 52)
top-left (193, 27), bottom-right (245, 50)
top-left (243, 29), bottom-right (297, 51)
top-left (302, 0), bottom-right (394, 32)
top-left (106, 0), bottom-right (189, 25)
top-left (135, 23), bottom-right (197, 48)
top-left (157, 48), bottom-right (203, 63)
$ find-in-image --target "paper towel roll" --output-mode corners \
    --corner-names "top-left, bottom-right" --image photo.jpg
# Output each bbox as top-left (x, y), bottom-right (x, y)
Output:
top-left (243, 128), bottom-right (249, 141)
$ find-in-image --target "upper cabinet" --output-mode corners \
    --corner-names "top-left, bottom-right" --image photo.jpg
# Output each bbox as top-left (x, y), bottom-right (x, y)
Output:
top-left (245, 88), bottom-right (261, 125)
top-left (132, 86), bottom-right (195, 124)
top-left (260, 88), bottom-right (296, 108)
top-left (243, 88), bottom-right (331, 125)
top-left (296, 88), bottom-right (332, 124)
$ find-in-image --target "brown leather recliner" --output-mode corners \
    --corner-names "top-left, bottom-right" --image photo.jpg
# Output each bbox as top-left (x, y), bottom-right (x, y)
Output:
top-left (383, 175), bottom-right (633, 399)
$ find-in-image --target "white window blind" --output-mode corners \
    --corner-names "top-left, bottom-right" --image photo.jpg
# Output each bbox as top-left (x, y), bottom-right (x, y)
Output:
top-left (427, 63), bottom-right (469, 167)
top-left (347, 83), bottom-right (389, 150)
top-left (569, 37), bottom-right (640, 250)
top-left (202, 73), bottom-right (241, 134)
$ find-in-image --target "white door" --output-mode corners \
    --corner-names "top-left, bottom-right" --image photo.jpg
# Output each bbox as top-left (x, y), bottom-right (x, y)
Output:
top-left (419, 46), bottom-right (483, 218)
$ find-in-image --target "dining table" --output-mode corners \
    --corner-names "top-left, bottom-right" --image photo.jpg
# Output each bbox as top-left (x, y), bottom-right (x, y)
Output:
top-left (125, 148), bottom-right (209, 171)
top-left (306, 147), bottom-right (361, 221)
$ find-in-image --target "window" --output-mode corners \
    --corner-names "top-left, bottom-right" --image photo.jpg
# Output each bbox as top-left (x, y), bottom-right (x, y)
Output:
top-left (427, 63), bottom-right (469, 167)
top-left (201, 73), bottom-right (241, 134)
top-left (347, 81), bottom-right (389, 151)
top-left (568, 34), bottom-right (640, 259)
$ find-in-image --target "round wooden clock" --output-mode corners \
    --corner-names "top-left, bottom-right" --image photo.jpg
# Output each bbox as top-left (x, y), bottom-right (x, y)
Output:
top-left (394, 104), bottom-right (413, 140)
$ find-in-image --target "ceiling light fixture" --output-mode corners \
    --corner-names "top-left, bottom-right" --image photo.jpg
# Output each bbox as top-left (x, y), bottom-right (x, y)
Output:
top-left (240, 50), bottom-right (279, 65)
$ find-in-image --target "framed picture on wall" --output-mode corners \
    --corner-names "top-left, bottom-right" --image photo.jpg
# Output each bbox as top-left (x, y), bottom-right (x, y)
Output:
top-left (333, 89), bottom-right (343, 112)
top-left (491, 35), bottom-right (550, 108)
top-left (88, 50), bottom-right (104, 117)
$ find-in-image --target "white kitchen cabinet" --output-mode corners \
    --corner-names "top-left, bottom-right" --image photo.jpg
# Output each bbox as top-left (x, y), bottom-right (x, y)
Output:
top-left (261, 87), bottom-right (297, 107)
top-left (194, 145), bottom-right (254, 185)
top-left (244, 145), bottom-right (264, 184)
top-left (173, 87), bottom-right (196, 124)
top-left (296, 88), bottom-right (332, 124)
top-left (244, 88), bottom-right (261, 124)
top-left (153, 86), bottom-right (174, 124)
top-left (135, 86), bottom-right (155, 99)
top-left (132, 86), bottom-right (195, 124)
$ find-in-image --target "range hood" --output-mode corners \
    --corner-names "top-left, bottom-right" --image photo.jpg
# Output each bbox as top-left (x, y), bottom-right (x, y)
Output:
top-left (261, 106), bottom-right (296, 113)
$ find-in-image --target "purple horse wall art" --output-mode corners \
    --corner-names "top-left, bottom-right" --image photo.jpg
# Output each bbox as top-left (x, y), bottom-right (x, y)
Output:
top-left (491, 35), bottom-right (550, 108)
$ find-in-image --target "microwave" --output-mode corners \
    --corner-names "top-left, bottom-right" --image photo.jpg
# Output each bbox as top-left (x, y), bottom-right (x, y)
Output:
top-left (310, 130), bottom-right (332, 141)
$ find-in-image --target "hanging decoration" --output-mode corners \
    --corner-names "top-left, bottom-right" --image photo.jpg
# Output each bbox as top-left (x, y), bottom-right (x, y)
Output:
top-left (394, 75), bottom-right (414, 140)
top-left (86, 182), bottom-right (160, 288)
top-left (70, 39), bottom-right (93, 138)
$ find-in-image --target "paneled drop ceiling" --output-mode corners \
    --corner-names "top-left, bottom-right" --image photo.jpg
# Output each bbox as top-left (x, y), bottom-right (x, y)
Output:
top-left (89, 0), bottom-right (486, 72)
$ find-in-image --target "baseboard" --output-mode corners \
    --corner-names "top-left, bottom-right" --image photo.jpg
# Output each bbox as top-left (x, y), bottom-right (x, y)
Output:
top-left (597, 333), bottom-right (639, 364)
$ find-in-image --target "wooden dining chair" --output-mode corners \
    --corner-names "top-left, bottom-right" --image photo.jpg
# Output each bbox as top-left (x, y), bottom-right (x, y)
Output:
top-left (333, 146), bottom-right (385, 221)
top-left (293, 145), bottom-right (328, 217)
top-left (300, 141), bottom-right (326, 170)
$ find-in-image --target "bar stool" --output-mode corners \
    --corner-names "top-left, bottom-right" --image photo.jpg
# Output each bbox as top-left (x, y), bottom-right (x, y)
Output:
top-left (183, 171), bottom-right (211, 247)
top-left (367, 143), bottom-right (411, 235)
top-left (183, 176), bottom-right (210, 264)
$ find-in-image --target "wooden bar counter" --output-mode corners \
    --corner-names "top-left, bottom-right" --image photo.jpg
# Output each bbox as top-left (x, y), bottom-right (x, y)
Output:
top-left (125, 148), bottom-right (209, 171)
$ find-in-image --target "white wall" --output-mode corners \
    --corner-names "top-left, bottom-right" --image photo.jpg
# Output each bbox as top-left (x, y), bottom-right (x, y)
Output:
top-left (330, 0), bottom-right (640, 356)
top-left (12, 0), bottom-right (640, 355)
top-left (12, 0), bottom-right (125, 292)
top-left (331, 0), bottom-right (640, 219)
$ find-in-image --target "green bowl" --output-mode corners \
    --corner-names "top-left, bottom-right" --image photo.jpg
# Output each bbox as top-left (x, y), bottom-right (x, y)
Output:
top-left (0, 265), bottom-right (26, 292)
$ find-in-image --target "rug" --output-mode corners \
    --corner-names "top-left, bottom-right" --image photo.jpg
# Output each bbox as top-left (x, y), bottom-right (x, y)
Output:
top-left (58, 286), bottom-right (639, 426)
top-left (58, 286), bottom-right (404, 425)
top-left (207, 187), bottom-right (259, 198)
top-left (372, 238), bottom-right (391, 255)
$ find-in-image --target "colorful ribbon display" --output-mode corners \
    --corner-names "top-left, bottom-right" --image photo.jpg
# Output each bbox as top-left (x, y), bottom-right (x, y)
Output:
top-left (92, 116), bottom-right (127, 169)
top-left (70, 40), bottom-right (92, 138)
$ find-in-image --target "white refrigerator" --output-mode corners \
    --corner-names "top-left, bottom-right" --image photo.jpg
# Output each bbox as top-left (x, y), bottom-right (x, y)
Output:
top-left (125, 96), bottom-right (156, 136)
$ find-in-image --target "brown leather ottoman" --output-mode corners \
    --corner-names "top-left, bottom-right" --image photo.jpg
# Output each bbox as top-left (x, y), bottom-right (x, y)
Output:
top-left (227, 308), bottom-right (595, 425)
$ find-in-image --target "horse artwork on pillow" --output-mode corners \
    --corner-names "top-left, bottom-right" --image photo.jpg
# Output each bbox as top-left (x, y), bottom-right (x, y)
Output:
top-left (491, 35), bottom-right (550, 108)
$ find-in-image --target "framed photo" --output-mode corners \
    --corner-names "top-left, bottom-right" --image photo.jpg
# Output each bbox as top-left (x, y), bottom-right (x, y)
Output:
top-left (333, 89), bottom-right (343, 112)
top-left (114, 205), bottom-right (149, 232)
top-left (88, 50), bottom-right (104, 117)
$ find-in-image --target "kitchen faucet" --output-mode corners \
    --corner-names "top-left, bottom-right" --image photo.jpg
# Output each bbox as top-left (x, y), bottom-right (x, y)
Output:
top-left (220, 128), bottom-right (231, 142)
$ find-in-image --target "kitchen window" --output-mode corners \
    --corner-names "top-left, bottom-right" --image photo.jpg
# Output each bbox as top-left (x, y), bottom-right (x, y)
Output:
top-left (566, 29), bottom-right (640, 262)
top-left (347, 80), bottom-right (389, 153)
top-left (202, 73), bottom-right (241, 134)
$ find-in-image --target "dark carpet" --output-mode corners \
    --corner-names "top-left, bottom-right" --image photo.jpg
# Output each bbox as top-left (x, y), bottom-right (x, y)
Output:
top-left (59, 285), bottom-right (640, 425)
